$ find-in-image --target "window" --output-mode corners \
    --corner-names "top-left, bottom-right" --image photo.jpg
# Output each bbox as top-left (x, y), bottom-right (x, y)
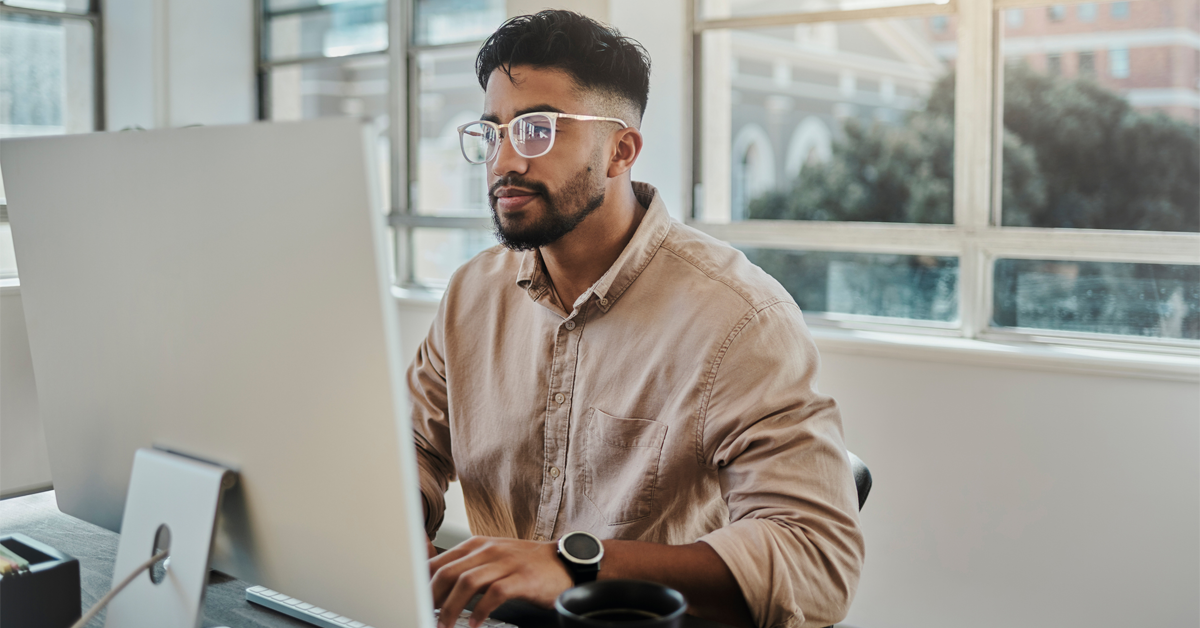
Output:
top-left (1046, 52), bottom-right (1062, 75)
top-left (695, 1), bottom-right (1199, 346)
top-left (0, 0), bottom-right (103, 279)
top-left (257, 0), bottom-right (505, 286)
top-left (1110, 1), bottom-right (1131, 19)
top-left (1108, 46), bottom-right (1130, 77)
top-left (259, 0), bottom-right (392, 209)
top-left (1077, 50), bottom-right (1096, 75)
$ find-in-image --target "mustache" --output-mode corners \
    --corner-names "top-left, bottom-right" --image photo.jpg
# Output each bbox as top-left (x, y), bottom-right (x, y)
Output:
top-left (488, 175), bottom-right (550, 200)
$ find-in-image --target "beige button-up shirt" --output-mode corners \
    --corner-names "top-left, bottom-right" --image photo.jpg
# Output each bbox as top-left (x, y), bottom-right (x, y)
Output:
top-left (409, 183), bottom-right (864, 627)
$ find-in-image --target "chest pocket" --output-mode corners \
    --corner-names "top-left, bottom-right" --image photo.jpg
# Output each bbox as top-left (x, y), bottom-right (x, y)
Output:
top-left (581, 408), bottom-right (669, 525)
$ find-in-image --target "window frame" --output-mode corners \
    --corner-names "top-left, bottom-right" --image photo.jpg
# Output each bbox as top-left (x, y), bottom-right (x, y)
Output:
top-left (0, 0), bottom-right (105, 236)
top-left (0, 0), bottom-right (104, 134)
top-left (689, 0), bottom-right (1200, 352)
top-left (256, 0), bottom-right (496, 288)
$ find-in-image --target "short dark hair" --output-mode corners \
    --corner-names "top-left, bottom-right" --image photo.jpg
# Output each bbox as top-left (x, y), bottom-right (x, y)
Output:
top-left (475, 10), bottom-right (651, 120)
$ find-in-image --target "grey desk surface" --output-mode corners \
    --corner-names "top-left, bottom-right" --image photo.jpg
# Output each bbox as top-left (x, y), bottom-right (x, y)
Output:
top-left (0, 491), bottom-right (730, 628)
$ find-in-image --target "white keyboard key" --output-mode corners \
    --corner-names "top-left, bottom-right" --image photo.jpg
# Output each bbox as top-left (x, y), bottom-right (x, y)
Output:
top-left (348, 622), bottom-right (365, 628)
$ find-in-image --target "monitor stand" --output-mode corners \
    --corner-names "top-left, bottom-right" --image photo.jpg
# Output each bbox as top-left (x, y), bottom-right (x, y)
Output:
top-left (104, 448), bottom-right (237, 628)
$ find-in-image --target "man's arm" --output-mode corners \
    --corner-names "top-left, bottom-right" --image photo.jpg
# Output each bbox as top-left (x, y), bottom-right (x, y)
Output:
top-left (429, 537), bottom-right (752, 628)
top-left (409, 297), bottom-right (457, 540)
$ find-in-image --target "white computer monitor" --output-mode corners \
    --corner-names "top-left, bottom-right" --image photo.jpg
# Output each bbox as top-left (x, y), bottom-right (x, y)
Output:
top-left (1, 119), bottom-right (433, 628)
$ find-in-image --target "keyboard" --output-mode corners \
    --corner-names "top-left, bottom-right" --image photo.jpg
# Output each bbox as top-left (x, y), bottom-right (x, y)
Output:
top-left (246, 585), bottom-right (518, 628)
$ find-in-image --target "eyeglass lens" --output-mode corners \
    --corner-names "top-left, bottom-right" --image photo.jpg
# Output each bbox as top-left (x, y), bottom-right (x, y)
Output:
top-left (460, 114), bottom-right (554, 164)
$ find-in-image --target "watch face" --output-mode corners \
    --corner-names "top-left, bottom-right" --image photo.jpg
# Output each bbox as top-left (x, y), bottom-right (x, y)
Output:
top-left (563, 532), bottom-right (602, 562)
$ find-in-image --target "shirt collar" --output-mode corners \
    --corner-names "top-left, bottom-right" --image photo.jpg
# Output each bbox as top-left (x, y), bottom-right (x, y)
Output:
top-left (514, 182), bottom-right (672, 313)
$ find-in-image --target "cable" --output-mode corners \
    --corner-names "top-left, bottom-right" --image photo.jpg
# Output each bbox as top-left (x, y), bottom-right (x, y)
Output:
top-left (70, 550), bottom-right (168, 628)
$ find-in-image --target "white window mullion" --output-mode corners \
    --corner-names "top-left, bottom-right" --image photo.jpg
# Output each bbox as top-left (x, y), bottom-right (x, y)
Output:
top-left (954, 0), bottom-right (996, 338)
top-left (688, 221), bottom-right (963, 256)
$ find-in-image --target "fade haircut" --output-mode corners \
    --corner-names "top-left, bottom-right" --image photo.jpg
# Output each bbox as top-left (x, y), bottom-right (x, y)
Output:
top-left (475, 10), bottom-right (651, 123)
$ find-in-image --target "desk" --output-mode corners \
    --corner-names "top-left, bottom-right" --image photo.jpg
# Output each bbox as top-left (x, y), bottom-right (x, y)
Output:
top-left (0, 491), bottom-right (730, 628)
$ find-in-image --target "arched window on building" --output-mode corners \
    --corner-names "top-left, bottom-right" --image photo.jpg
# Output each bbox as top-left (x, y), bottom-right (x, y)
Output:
top-left (784, 116), bottom-right (834, 183)
top-left (731, 124), bottom-right (776, 221)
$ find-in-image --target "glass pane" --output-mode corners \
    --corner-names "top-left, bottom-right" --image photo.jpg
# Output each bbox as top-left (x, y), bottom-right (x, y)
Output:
top-left (268, 56), bottom-right (391, 209)
top-left (415, 0), bottom-right (505, 47)
top-left (413, 228), bottom-right (498, 286)
top-left (415, 47), bottom-right (491, 217)
top-left (0, 12), bottom-right (95, 200)
top-left (997, 1), bottom-right (1199, 232)
top-left (741, 248), bottom-right (958, 322)
top-left (993, 260), bottom-right (1200, 340)
top-left (3, 0), bottom-right (91, 14)
top-left (702, 16), bottom-right (955, 223)
top-left (700, 0), bottom-right (948, 20)
top-left (266, 0), bottom-right (386, 61)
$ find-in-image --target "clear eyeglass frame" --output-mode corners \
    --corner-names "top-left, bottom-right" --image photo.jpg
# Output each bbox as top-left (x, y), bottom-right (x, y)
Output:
top-left (457, 111), bottom-right (628, 164)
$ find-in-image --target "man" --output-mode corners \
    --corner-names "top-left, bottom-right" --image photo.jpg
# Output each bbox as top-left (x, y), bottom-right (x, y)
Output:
top-left (409, 10), bottom-right (864, 628)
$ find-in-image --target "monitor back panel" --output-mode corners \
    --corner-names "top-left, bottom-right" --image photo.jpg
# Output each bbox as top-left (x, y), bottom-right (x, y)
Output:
top-left (1, 120), bottom-right (433, 628)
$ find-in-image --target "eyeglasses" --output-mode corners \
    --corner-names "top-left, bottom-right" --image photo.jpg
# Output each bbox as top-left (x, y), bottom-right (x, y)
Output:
top-left (457, 112), bottom-right (628, 165)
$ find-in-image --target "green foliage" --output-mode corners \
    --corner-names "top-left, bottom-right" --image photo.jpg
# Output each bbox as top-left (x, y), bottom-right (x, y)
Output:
top-left (749, 63), bottom-right (1200, 233)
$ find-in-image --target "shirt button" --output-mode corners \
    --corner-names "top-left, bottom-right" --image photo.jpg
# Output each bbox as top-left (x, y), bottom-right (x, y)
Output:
top-left (565, 320), bottom-right (576, 330)
top-left (534, 534), bottom-right (546, 541)
top-left (600, 298), bottom-right (609, 306)
top-left (554, 393), bottom-right (566, 404)
top-left (549, 466), bottom-right (560, 478)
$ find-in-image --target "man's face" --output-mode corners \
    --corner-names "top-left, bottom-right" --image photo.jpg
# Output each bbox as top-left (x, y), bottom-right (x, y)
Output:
top-left (482, 66), bottom-right (612, 250)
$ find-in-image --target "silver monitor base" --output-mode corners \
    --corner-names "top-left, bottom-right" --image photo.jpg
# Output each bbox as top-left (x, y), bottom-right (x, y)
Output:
top-left (105, 448), bottom-right (235, 628)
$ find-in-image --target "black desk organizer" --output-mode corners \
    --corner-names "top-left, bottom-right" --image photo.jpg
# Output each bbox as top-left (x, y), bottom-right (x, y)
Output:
top-left (0, 533), bottom-right (81, 628)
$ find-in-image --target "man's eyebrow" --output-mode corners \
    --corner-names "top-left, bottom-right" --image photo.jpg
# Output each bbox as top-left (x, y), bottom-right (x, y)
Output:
top-left (480, 105), bottom-right (566, 124)
top-left (515, 104), bottom-right (565, 117)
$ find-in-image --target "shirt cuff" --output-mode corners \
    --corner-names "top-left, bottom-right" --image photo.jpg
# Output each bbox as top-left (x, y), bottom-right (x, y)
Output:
top-left (700, 519), bottom-right (806, 628)
top-left (415, 454), bottom-right (448, 539)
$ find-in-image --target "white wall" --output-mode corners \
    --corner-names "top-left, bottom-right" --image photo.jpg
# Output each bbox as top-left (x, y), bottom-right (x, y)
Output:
top-left (0, 286), bottom-right (50, 496)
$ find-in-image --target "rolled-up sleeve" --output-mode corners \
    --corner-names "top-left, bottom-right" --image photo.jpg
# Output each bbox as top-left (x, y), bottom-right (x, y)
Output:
top-left (407, 296), bottom-right (457, 539)
top-left (697, 302), bottom-right (865, 628)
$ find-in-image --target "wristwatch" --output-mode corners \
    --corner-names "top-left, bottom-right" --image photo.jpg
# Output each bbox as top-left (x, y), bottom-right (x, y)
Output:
top-left (556, 531), bottom-right (604, 584)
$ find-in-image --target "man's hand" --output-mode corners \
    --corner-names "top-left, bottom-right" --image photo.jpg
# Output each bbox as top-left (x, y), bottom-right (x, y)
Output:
top-left (429, 536), bottom-right (572, 628)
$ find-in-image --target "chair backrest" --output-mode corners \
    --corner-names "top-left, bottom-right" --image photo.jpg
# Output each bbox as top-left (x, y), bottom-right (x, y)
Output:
top-left (847, 451), bottom-right (872, 511)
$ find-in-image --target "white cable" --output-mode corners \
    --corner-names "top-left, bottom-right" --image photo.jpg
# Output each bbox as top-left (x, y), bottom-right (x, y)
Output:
top-left (70, 550), bottom-right (168, 628)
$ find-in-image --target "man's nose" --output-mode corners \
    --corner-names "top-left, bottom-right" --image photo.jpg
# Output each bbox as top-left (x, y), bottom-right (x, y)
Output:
top-left (490, 133), bottom-right (529, 177)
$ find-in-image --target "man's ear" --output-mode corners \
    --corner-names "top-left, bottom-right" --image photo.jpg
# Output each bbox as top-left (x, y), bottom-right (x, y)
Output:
top-left (607, 127), bottom-right (643, 178)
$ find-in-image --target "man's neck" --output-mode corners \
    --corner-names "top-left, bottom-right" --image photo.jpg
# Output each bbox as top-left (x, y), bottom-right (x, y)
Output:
top-left (540, 182), bottom-right (645, 313)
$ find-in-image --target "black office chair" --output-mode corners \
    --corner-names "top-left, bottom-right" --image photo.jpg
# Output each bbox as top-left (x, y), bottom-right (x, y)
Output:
top-left (847, 451), bottom-right (872, 511)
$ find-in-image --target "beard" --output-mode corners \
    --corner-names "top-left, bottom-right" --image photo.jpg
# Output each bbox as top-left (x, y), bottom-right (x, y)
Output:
top-left (488, 156), bottom-right (607, 251)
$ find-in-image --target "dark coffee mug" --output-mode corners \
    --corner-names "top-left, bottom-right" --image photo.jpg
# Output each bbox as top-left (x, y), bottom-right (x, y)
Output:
top-left (555, 579), bottom-right (687, 628)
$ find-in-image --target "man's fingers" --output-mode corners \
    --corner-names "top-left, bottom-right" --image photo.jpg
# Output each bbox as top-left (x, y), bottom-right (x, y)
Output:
top-left (468, 576), bottom-right (520, 628)
top-left (437, 562), bottom-right (510, 628)
top-left (430, 536), bottom-right (487, 573)
top-left (430, 540), bottom-right (500, 606)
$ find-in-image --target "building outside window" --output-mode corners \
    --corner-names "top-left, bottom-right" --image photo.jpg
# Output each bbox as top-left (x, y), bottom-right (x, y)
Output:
top-left (0, 0), bottom-right (103, 279)
top-left (1005, 8), bottom-right (1023, 28)
top-left (1110, 1), bottom-right (1131, 18)
top-left (1077, 2), bottom-right (1097, 20)
top-left (1047, 4), bottom-right (1067, 21)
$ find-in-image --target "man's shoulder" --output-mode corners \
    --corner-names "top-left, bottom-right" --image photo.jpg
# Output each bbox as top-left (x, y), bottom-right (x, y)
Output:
top-left (445, 244), bottom-right (519, 292)
top-left (655, 221), bottom-right (794, 313)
